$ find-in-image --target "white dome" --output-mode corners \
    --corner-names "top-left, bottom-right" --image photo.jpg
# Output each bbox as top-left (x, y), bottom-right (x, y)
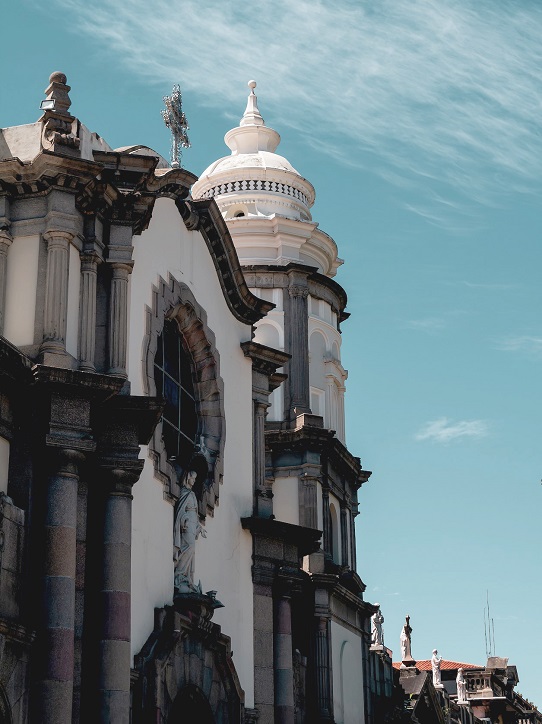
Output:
top-left (192, 82), bottom-right (315, 222)
top-left (200, 150), bottom-right (299, 178)
top-left (191, 82), bottom-right (342, 277)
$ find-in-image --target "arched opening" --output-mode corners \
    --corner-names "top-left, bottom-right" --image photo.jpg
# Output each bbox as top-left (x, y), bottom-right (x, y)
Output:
top-left (168, 685), bottom-right (214, 724)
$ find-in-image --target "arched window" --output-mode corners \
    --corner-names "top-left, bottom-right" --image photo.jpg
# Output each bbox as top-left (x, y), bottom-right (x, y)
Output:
top-left (154, 319), bottom-right (198, 470)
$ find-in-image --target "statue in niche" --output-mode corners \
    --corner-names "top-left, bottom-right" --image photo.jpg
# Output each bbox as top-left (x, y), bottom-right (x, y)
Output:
top-left (173, 469), bottom-right (206, 594)
top-left (456, 668), bottom-right (468, 702)
top-left (371, 604), bottom-right (384, 646)
top-left (432, 649), bottom-right (443, 687)
top-left (400, 615), bottom-right (413, 661)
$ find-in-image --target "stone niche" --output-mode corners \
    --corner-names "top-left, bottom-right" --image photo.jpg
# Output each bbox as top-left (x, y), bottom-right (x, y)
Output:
top-left (131, 605), bottom-right (244, 724)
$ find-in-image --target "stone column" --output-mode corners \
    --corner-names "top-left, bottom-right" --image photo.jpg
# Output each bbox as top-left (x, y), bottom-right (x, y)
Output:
top-left (338, 385), bottom-right (346, 443)
top-left (299, 475), bottom-right (318, 529)
top-left (322, 487), bottom-right (331, 561)
top-left (38, 447), bottom-right (84, 723)
top-left (274, 593), bottom-right (295, 724)
top-left (107, 262), bottom-right (131, 377)
top-left (350, 501), bottom-right (359, 572)
top-left (314, 615), bottom-right (333, 720)
top-left (285, 278), bottom-right (310, 420)
top-left (41, 230), bottom-right (72, 355)
top-left (79, 252), bottom-right (99, 372)
top-left (340, 502), bottom-right (349, 567)
top-left (0, 229), bottom-right (13, 335)
top-left (97, 467), bottom-right (136, 723)
top-left (254, 400), bottom-right (268, 490)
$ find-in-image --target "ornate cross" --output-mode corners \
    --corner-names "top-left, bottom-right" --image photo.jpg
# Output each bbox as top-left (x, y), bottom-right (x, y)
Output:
top-left (161, 84), bottom-right (190, 169)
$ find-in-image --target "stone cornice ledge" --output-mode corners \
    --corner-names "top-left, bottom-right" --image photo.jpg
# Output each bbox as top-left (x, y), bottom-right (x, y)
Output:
top-left (187, 198), bottom-right (274, 325)
top-left (240, 341), bottom-right (290, 376)
top-left (241, 516), bottom-right (322, 556)
top-left (311, 573), bottom-right (377, 616)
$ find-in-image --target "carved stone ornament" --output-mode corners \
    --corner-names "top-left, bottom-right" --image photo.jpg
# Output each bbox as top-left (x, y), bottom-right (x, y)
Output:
top-left (143, 274), bottom-right (225, 516)
top-left (288, 285), bottom-right (309, 299)
top-left (173, 470), bottom-right (207, 594)
top-left (371, 604), bottom-right (384, 647)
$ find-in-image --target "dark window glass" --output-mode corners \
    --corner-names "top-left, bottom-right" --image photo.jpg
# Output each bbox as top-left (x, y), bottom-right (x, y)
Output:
top-left (154, 320), bottom-right (197, 466)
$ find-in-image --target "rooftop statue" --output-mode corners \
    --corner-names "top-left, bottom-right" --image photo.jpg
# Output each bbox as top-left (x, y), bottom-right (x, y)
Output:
top-left (456, 668), bottom-right (468, 702)
top-left (432, 649), bottom-right (444, 688)
top-left (400, 615), bottom-right (413, 662)
top-left (371, 604), bottom-right (384, 646)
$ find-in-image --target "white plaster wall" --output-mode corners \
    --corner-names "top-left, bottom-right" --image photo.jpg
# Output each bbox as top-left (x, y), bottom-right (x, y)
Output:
top-left (4, 235), bottom-right (39, 347)
top-left (0, 437), bottom-right (10, 495)
top-left (331, 620), bottom-right (364, 724)
top-left (128, 198), bottom-right (256, 706)
top-left (65, 243), bottom-right (81, 359)
top-left (272, 476), bottom-right (299, 526)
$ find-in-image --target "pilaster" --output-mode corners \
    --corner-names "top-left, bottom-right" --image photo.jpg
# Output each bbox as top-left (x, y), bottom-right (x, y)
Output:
top-left (79, 252), bottom-right (100, 372)
top-left (0, 228), bottom-right (13, 336)
top-left (314, 614), bottom-right (334, 722)
top-left (40, 230), bottom-right (73, 360)
top-left (107, 262), bottom-right (131, 377)
top-left (340, 502), bottom-right (349, 567)
top-left (285, 270), bottom-right (310, 421)
top-left (241, 341), bottom-right (289, 518)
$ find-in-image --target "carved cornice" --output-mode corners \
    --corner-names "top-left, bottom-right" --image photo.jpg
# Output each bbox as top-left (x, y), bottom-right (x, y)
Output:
top-left (186, 198), bottom-right (274, 325)
top-left (240, 341), bottom-right (290, 377)
top-left (241, 516), bottom-right (321, 556)
top-left (265, 426), bottom-right (371, 490)
top-left (243, 263), bottom-right (349, 324)
top-left (0, 336), bottom-right (33, 384)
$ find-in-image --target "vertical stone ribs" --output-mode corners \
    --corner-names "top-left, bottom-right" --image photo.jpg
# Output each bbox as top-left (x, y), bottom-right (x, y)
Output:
top-left (285, 274), bottom-right (310, 421)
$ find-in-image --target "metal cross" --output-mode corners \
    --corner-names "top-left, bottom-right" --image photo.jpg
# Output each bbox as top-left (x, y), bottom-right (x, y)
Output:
top-left (161, 84), bottom-right (190, 169)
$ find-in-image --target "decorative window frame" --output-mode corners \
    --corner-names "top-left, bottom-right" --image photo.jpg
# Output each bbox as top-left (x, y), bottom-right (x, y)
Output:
top-left (143, 274), bottom-right (225, 518)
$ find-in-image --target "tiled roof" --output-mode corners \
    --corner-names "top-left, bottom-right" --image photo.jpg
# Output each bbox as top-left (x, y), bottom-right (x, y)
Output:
top-left (393, 660), bottom-right (481, 671)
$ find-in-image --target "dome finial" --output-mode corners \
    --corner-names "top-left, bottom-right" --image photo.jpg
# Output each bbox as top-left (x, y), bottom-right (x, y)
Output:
top-left (240, 80), bottom-right (264, 127)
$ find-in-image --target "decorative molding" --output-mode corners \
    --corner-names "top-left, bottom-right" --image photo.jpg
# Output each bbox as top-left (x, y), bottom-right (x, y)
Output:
top-left (143, 274), bottom-right (225, 517)
top-left (199, 178), bottom-right (310, 207)
top-left (184, 198), bottom-right (274, 325)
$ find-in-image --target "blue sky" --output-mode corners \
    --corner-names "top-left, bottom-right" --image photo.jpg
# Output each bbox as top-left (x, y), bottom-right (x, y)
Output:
top-left (3, 0), bottom-right (541, 706)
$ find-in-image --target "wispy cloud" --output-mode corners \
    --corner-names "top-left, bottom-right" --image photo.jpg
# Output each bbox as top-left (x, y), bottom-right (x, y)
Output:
top-left (404, 317), bottom-right (446, 333)
top-left (46, 0), bottom-right (542, 215)
top-left (495, 335), bottom-right (542, 356)
top-left (462, 281), bottom-right (517, 291)
top-left (415, 417), bottom-right (489, 443)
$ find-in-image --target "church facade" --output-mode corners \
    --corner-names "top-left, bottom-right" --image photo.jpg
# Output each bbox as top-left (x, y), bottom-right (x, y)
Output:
top-left (0, 72), bottom-right (376, 723)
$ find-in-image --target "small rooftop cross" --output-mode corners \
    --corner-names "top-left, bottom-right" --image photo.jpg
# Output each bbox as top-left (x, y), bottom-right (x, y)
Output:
top-left (161, 84), bottom-right (190, 169)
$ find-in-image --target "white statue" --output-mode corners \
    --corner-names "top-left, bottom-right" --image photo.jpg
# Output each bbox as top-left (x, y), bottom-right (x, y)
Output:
top-left (173, 469), bottom-right (207, 594)
top-left (371, 604), bottom-right (384, 646)
top-left (456, 668), bottom-right (468, 702)
top-left (400, 615), bottom-right (413, 661)
top-left (432, 649), bottom-right (443, 687)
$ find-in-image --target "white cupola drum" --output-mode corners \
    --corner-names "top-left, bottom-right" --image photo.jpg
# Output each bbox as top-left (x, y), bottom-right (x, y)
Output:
top-left (192, 81), bottom-right (342, 277)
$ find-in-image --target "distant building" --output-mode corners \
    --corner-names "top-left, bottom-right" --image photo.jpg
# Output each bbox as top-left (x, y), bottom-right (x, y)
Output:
top-left (390, 656), bottom-right (542, 723)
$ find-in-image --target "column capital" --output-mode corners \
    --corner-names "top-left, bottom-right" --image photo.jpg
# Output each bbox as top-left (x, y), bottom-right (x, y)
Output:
top-left (109, 260), bottom-right (133, 275)
top-left (98, 463), bottom-right (144, 496)
top-left (288, 284), bottom-right (309, 299)
top-left (0, 229), bottom-right (13, 248)
top-left (43, 229), bottom-right (74, 245)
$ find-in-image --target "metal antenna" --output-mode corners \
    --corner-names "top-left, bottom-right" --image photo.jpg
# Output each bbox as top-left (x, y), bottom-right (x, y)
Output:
top-left (161, 84), bottom-right (191, 169)
top-left (484, 590), bottom-right (496, 658)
